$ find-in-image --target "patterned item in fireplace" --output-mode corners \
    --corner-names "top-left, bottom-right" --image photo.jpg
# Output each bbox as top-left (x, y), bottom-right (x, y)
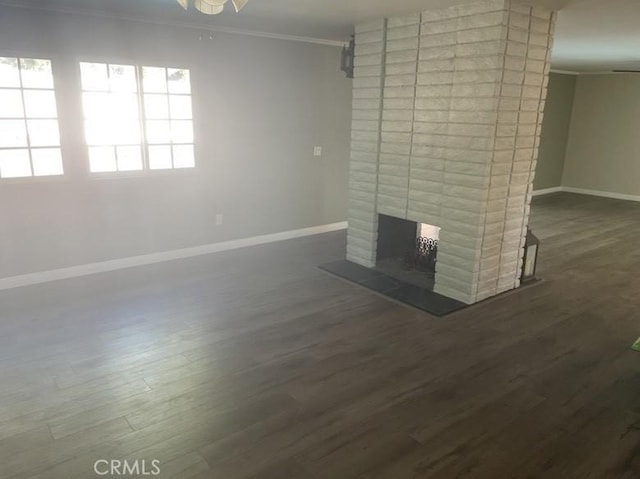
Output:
top-left (405, 236), bottom-right (438, 278)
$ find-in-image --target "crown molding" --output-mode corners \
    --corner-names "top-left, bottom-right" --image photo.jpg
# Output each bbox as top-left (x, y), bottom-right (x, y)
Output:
top-left (0, 0), bottom-right (347, 48)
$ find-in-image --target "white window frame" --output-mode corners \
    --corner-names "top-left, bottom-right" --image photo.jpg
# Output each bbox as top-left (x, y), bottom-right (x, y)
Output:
top-left (0, 55), bottom-right (65, 181)
top-left (78, 60), bottom-right (196, 177)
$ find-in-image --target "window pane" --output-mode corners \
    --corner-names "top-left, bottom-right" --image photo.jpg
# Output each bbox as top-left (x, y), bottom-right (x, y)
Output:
top-left (89, 146), bottom-right (117, 172)
top-left (146, 120), bottom-right (171, 144)
top-left (27, 119), bottom-right (60, 147)
top-left (109, 64), bottom-right (137, 92)
top-left (0, 148), bottom-right (31, 178)
top-left (0, 57), bottom-right (20, 87)
top-left (116, 146), bottom-right (143, 171)
top-left (0, 89), bottom-right (25, 118)
top-left (77, 62), bottom-right (195, 174)
top-left (148, 145), bottom-right (172, 169)
top-left (31, 148), bottom-right (64, 176)
top-left (171, 120), bottom-right (193, 144)
top-left (20, 59), bottom-right (54, 89)
top-left (169, 95), bottom-right (192, 119)
top-left (23, 90), bottom-right (58, 118)
top-left (84, 120), bottom-right (113, 145)
top-left (167, 68), bottom-right (190, 94)
top-left (142, 67), bottom-right (167, 93)
top-left (144, 94), bottom-right (169, 119)
top-left (173, 144), bottom-right (194, 168)
top-left (112, 120), bottom-right (141, 145)
top-left (113, 93), bottom-right (139, 118)
top-left (82, 92), bottom-right (111, 119)
top-left (0, 120), bottom-right (28, 147)
top-left (80, 62), bottom-right (109, 91)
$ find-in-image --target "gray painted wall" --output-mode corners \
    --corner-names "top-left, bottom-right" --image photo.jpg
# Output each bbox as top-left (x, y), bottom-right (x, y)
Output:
top-left (563, 74), bottom-right (640, 196)
top-left (533, 72), bottom-right (576, 190)
top-left (0, 7), bottom-right (352, 278)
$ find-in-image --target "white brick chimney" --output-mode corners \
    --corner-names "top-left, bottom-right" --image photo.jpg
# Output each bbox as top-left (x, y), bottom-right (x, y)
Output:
top-left (346, 0), bottom-right (555, 304)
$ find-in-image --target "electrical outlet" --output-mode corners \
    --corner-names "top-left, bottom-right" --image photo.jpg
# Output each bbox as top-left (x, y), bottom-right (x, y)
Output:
top-left (215, 214), bottom-right (223, 226)
top-left (313, 146), bottom-right (322, 157)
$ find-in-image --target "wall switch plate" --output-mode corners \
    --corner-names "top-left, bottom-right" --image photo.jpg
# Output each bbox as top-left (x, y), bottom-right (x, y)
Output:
top-left (215, 214), bottom-right (223, 226)
top-left (313, 146), bottom-right (322, 157)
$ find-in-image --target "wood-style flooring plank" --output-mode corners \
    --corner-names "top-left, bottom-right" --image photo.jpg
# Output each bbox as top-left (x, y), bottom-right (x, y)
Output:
top-left (1, 193), bottom-right (640, 478)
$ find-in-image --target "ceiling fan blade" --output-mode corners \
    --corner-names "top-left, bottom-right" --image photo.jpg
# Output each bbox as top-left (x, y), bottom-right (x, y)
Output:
top-left (613, 70), bottom-right (640, 73)
top-left (176, 0), bottom-right (189, 10)
top-left (193, 0), bottom-right (225, 14)
top-left (231, 0), bottom-right (248, 12)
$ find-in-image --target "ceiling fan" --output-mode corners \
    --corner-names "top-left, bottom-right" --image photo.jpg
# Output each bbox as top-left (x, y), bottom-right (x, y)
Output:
top-left (176, 0), bottom-right (248, 15)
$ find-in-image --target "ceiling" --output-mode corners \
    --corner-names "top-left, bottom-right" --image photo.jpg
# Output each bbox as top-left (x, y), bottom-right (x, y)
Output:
top-left (553, 0), bottom-right (640, 72)
top-left (1, 0), bottom-right (638, 72)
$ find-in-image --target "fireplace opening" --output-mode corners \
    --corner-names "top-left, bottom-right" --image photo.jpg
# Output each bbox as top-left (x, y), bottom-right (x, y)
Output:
top-left (375, 214), bottom-right (440, 291)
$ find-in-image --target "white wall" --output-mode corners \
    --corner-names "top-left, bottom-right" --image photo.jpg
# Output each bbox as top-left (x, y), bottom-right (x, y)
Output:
top-left (563, 74), bottom-right (640, 197)
top-left (0, 6), bottom-right (352, 278)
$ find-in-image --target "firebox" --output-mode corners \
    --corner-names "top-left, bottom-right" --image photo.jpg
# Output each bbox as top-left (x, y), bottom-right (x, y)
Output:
top-left (375, 214), bottom-right (440, 291)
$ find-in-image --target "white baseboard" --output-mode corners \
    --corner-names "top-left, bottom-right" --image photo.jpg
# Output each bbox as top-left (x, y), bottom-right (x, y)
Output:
top-left (0, 221), bottom-right (348, 291)
top-left (560, 187), bottom-right (640, 203)
top-left (3, 185), bottom-right (638, 292)
top-left (532, 186), bottom-right (563, 196)
top-left (533, 186), bottom-right (640, 202)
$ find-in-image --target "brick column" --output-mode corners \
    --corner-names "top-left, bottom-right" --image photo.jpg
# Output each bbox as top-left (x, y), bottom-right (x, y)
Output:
top-left (346, 20), bottom-right (386, 267)
top-left (347, 0), bottom-right (556, 304)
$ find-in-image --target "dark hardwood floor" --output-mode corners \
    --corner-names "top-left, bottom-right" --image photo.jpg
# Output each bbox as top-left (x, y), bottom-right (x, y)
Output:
top-left (1, 192), bottom-right (639, 479)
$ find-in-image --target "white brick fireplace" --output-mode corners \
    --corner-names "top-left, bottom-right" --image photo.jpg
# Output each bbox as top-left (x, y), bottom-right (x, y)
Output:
top-left (346, 0), bottom-right (555, 304)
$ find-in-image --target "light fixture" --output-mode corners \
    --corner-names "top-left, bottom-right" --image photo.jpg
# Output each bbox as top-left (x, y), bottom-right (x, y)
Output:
top-left (341, 36), bottom-right (355, 79)
top-left (177, 0), bottom-right (248, 14)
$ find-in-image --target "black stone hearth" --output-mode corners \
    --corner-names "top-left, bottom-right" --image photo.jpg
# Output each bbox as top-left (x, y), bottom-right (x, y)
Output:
top-left (319, 260), bottom-right (466, 317)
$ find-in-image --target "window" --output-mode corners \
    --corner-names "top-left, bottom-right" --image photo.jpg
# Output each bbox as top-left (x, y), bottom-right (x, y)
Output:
top-left (142, 67), bottom-right (195, 170)
top-left (0, 57), bottom-right (63, 179)
top-left (80, 63), bottom-right (142, 173)
top-left (80, 62), bottom-right (194, 173)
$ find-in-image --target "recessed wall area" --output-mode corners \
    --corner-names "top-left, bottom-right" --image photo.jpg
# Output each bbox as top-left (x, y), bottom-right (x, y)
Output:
top-left (532, 72), bottom-right (576, 191)
top-left (531, 71), bottom-right (640, 202)
top-left (563, 73), bottom-right (640, 198)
